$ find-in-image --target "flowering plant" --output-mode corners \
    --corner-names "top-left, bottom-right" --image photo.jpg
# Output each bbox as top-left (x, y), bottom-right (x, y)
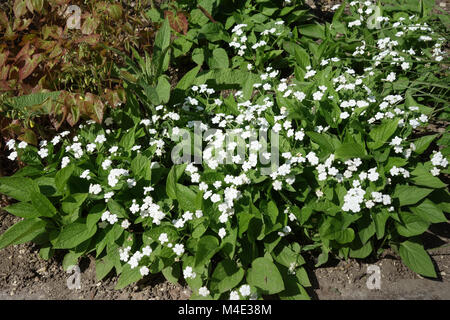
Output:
top-left (0, 0), bottom-right (448, 300)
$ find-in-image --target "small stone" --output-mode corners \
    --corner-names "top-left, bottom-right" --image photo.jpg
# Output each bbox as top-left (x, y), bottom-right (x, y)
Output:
top-left (441, 272), bottom-right (446, 276)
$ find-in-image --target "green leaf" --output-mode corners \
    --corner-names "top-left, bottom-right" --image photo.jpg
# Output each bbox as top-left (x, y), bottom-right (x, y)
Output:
top-left (368, 119), bottom-right (399, 149)
top-left (52, 221), bottom-right (97, 249)
top-left (410, 169), bottom-right (446, 189)
top-left (335, 228), bottom-right (355, 244)
top-left (175, 184), bottom-right (197, 212)
top-left (166, 164), bottom-right (187, 199)
top-left (266, 201), bottom-right (279, 225)
top-left (8, 91), bottom-right (61, 109)
top-left (396, 211), bottom-right (430, 237)
top-left (62, 251), bottom-right (80, 271)
top-left (162, 263), bottom-right (181, 284)
top-left (119, 127), bottom-right (136, 151)
top-left (194, 235), bottom-right (219, 268)
top-left (115, 264), bottom-right (142, 289)
top-left (394, 185), bottom-right (433, 206)
top-left (30, 191), bottom-right (57, 217)
top-left (3, 202), bottom-right (39, 219)
top-left (131, 153), bottom-right (151, 181)
top-left (410, 200), bottom-right (447, 223)
top-left (247, 257), bottom-right (285, 295)
top-left (156, 76), bottom-right (171, 104)
top-left (399, 240), bottom-right (437, 278)
top-left (299, 24), bottom-right (325, 39)
top-left (96, 255), bottom-right (115, 281)
top-left (294, 46), bottom-right (310, 69)
top-left (209, 48), bottom-right (229, 69)
top-left (306, 131), bottom-right (335, 153)
top-left (55, 164), bottom-right (74, 192)
top-left (107, 199), bottom-right (127, 218)
top-left (373, 210), bottom-right (389, 239)
top-left (335, 143), bottom-right (367, 159)
top-left (0, 177), bottom-right (39, 201)
top-left (0, 218), bottom-right (47, 249)
top-left (413, 134), bottom-right (437, 154)
top-left (210, 259), bottom-right (245, 293)
top-left (153, 18), bottom-right (171, 75)
top-left (350, 240), bottom-right (373, 259)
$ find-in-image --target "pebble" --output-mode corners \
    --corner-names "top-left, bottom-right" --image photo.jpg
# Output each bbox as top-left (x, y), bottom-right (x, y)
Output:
top-left (440, 272), bottom-right (446, 276)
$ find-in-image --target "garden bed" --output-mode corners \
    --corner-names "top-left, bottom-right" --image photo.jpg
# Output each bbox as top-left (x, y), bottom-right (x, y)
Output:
top-left (1, 0), bottom-right (449, 301)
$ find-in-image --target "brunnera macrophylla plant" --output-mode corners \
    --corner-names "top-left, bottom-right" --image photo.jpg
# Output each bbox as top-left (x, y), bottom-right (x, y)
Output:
top-left (0, 0), bottom-right (449, 300)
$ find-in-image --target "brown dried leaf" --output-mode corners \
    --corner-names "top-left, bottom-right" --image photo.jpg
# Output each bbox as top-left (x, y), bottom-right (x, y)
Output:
top-left (13, 0), bottom-right (28, 19)
top-left (81, 15), bottom-right (99, 35)
top-left (0, 50), bottom-right (9, 68)
top-left (18, 53), bottom-right (42, 81)
top-left (165, 10), bottom-right (188, 35)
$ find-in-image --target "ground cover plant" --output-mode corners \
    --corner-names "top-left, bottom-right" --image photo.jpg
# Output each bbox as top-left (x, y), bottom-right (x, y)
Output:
top-left (0, 0), bottom-right (449, 300)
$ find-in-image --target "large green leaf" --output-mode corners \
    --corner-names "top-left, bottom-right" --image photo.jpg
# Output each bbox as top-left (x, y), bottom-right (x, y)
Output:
top-left (30, 191), bottom-right (57, 217)
top-left (410, 200), bottom-right (447, 223)
top-left (368, 119), bottom-right (399, 149)
top-left (0, 177), bottom-right (39, 202)
top-left (209, 48), bottom-right (229, 69)
top-left (394, 185), bottom-right (433, 206)
top-left (0, 218), bottom-right (47, 249)
top-left (130, 153), bottom-right (152, 181)
top-left (55, 164), bottom-right (74, 193)
top-left (115, 264), bottom-right (142, 289)
top-left (335, 142), bottom-right (367, 159)
top-left (399, 240), bottom-right (437, 278)
top-left (3, 202), bottom-right (39, 219)
top-left (210, 259), bottom-right (245, 293)
top-left (247, 257), bottom-right (285, 295)
top-left (194, 235), bottom-right (219, 268)
top-left (395, 211), bottom-right (430, 237)
top-left (52, 220), bottom-right (97, 249)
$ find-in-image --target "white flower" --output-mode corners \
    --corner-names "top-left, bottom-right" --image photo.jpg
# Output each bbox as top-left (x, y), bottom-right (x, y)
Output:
top-left (313, 91), bottom-right (324, 101)
top-left (340, 112), bottom-right (350, 119)
top-left (390, 136), bottom-right (403, 146)
top-left (367, 168), bottom-right (379, 182)
top-left (158, 233), bottom-right (169, 244)
top-left (107, 213), bottom-right (118, 224)
top-left (199, 287), bottom-right (210, 297)
top-left (80, 169), bottom-right (91, 180)
top-left (17, 141), bottom-right (28, 149)
top-left (229, 290), bottom-right (240, 300)
top-left (89, 183), bottom-right (102, 195)
top-left (430, 167), bottom-right (440, 176)
top-left (183, 266), bottom-right (196, 279)
top-left (218, 228), bottom-right (227, 239)
top-left (121, 219), bottom-right (131, 229)
top-left (383, 72), bottom-right (396, 82)
top-left (140, 266), bottom-right (149, 276)
top-left (102, 159), bottom-right (112, 170)
top-left (104, 191), bottom-right (114, 202)
top-left (95, 134), bottom-right (107, 144)
top-left (273, 180), bottom-right (282, 190)
top-left (210, 194), bottom-right (221, 203)
top-left (142, 245), bottom-right (152, 256)
top-left (6, 139), bottom-right (16, 150)
top-left (239, 285), bottom-right (251, 297)
top-left (7, 151), bottom-right (18, 161)
top-left (38, 148), bottom-right (49, 158)
top-left (173, 243), bottom-right (185, 256)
